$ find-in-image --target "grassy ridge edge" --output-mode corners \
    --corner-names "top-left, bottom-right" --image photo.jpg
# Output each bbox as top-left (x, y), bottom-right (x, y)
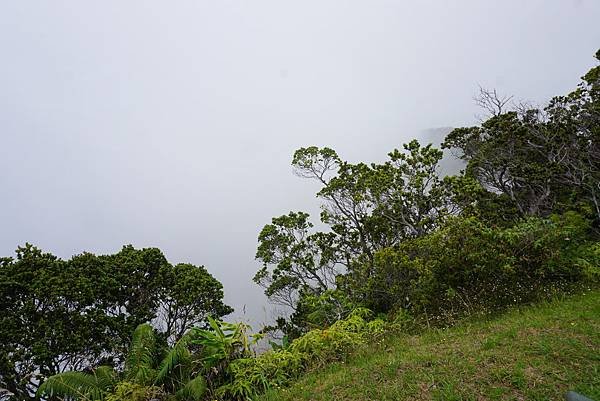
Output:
top-left (260, 290), bottom-right (600, 401)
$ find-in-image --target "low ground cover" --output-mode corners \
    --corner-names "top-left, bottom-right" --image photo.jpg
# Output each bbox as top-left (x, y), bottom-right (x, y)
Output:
top-left (260, 290), bottom-right (600, 401)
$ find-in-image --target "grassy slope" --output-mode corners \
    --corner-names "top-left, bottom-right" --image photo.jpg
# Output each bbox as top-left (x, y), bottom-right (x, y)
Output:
top-left (260, 290), bottom-right (600, 401)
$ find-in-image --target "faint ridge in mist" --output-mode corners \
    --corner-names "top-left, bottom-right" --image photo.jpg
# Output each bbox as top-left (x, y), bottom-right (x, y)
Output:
top-left (419, 126), bottom-right (464, 176)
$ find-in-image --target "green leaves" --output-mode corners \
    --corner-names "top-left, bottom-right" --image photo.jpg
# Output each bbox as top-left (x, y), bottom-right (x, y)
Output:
top-left (125, 324), bottom-right (157, 386)
top-left (155, 332), bottom-right (193, 385)
top-left (219, 308), bottom-right (386, 400)
top-left (258, 140), bottom-right (451, 334)
top-left (367, 212), bottom-right (595, 321)
top-left (443, 51), bottom-right (600, 222)
top-left (191, 317), bottom-right (251, 369)
top-left (255, 211), bottom-right (338, 313)
top-left (176, 375), bottom-right (207, 401)
top-left (0, 244), bottom-right (232, 400)
top-left (159, 263), bottom-right (233, 344)
top-left (37, 370), bottom-right (112, 401)
top-left (292, 147), bottom-right (340, 181)
top-left (38, 320), bottom-right (221, 401)
top-left (94, 366), bottom-right (118, 390)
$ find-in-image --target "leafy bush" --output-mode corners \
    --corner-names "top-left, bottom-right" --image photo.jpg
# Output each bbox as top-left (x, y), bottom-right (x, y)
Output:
top-left (574, 241), bottom-right (600, 281)
top-left (218, 309), bottom-right (387, 400)
top-left (105, 382), bottom-right (166, 401)
top-left (366, 212), bottom-right (598, 323)
top-left (37, 318), bottom-right (254, 401)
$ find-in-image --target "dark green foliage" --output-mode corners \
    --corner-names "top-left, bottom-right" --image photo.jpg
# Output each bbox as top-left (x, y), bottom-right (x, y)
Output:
top-left (159, 263), bottom-right (234, 344)
top-left (290, 290), bottom-right (357, 332)
top-left (254, 212), bottom-right (338, 311)
top-left (124, 324), bottom-right (158, 386)
top-left (218, 309), bottom-right (387, 400)
top-left (368, 212), bottom-right (598, 321)
top-left (0, 245), bottom-right (231, 401)
top-left (37, 370), bottom-right (116, 401)
top-left (38, 318), bottom-right (253, 401)
top-left (257, 140), bottom-right (451, 334)
top-left (443, 51), bottom-right (600, 223)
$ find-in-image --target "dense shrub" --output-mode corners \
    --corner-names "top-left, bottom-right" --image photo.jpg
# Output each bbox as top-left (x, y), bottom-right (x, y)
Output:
top-left (104, 382), bottom-right (166, 401)
top-left (573, 241), bottom-right (600, 281)
top-left (365, 212), bottom-right (598, 322)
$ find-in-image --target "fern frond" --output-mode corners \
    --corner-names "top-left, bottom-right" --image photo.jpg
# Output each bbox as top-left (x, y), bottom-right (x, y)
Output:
top-left (93, 366), bottom-right (118, 390)
top-left (125, 323), bottom-right (158, 385)
top-left (176, 376), bottom-right (207, 401)
top-left (155, 335), bottom-right (192, 385)
top-left (37, 372), bottom-right (105, 401)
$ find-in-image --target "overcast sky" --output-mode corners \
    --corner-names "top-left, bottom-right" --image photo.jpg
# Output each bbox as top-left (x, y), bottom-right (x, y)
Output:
top-left (1, 1), bottom-right (599, 327)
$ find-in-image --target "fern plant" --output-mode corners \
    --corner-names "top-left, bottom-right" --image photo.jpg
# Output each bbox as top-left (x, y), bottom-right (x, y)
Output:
top-left (37, 324), bottom-right (206, 401)
top-left (38, 319), bottom-right (255, 401)
top-left (37, 368), bottom-right (117, 401)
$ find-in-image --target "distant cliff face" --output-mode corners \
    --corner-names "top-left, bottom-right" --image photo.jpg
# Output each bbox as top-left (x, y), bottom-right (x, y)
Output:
top-left (419, 126), bottom-right (465, 176)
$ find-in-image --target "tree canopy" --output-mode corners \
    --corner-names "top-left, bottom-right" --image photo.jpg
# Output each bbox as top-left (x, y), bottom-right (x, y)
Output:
top-left (255, 49), bottom-right (600, 337)
top-left (0, 244), bottom-right (232, 401)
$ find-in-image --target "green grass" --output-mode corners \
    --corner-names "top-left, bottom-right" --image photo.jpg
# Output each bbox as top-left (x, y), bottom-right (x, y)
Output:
top-left (259, 290), bottom-right (600, 401)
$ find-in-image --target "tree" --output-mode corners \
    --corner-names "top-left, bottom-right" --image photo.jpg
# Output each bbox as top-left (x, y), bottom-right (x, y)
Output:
top-left (375, 140), bottom-right (451, 238)
top-left (290, 141), bottom-right (449, 262)
top-left (0, 245), bottom-right (232, 401)
top-left (443, 50), bottom-right (600, 222)
top-left (473, 86), bottom-right (513, 119)
top-left (254, 212), bottom-right (339, 310)
top-left (255, 140), bottom-right (451, 330)
top-left (548, 49), bottom-right (600, 221)
top-left (0, 244), bottom-right (133, 401)
top-left (443, 111), bottom-right (560, 217)
top-left (156, 263), bottom-right (233, 345)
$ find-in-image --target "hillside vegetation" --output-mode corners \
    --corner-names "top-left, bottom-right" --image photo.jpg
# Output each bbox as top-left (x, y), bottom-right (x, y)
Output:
top-left (260, 290), bottom-right (600, 401)
top-left (3, 49), bottom-right (599, 401)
